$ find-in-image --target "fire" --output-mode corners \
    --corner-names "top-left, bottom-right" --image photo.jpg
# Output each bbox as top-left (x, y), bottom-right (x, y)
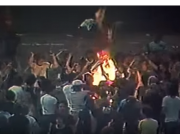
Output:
top-left (92, 50), bottom-right (116, 85)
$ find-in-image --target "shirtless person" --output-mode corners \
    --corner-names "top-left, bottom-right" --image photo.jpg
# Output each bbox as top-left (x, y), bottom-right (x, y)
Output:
top-left (28, 52), bottom-right (59, 78)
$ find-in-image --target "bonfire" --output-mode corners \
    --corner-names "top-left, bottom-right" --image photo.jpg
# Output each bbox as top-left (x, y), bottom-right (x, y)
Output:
top-left (91, 50), bottom-right (116, 86)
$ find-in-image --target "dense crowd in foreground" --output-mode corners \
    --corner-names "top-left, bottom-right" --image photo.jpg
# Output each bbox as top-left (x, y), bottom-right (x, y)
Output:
top-left (0, 43), bottom-right (180, 134)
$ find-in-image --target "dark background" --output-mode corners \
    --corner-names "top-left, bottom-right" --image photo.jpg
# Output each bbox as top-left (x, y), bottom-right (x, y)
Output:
top-left (1, 6), bottom-right (180, 34)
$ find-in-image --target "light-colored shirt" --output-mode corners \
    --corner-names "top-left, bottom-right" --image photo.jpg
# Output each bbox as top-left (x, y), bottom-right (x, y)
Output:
top-left (138, 118), bottom-right (158, 134)
top-left (162, 95), bottom-right (180, 122)
top-left (40, 94), bottom-right (57, 115)
top-left (65, 90), bottom-right (87, 112)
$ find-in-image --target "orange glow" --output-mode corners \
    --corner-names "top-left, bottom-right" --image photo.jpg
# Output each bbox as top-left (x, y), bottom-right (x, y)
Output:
top-left (92, 50), bottom-right (116, 85)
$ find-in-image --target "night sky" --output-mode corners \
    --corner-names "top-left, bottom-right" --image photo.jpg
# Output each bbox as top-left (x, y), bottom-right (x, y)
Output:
top-left (1, 6), bottom-right (180, 34)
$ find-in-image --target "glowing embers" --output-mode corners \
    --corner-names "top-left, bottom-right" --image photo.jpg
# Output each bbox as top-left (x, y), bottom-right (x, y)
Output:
top-left (92, 50), bottom-right (116, 86)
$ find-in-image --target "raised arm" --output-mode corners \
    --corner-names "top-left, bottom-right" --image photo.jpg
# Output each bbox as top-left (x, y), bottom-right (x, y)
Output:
top-left (143, 54), bottom-right (158, 70)
top-left (74, 61), bottom-right (92, 80)
top-left (28, 52), bottom-right (35, 67)
top-left (50, 53), bottom-right (59, 69)
top-left (65, 53), bottom-right (73, 73)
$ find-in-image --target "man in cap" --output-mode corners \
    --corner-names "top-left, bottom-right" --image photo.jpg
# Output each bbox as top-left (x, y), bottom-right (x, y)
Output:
top-left (63, 80), bottom-right (88, 116)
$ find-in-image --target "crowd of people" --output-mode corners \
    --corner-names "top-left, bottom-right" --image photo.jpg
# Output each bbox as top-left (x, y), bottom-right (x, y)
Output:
top-left (0, 7), bottom-right (180, 134)
top-left (0, 34), bottom-right (180, 134)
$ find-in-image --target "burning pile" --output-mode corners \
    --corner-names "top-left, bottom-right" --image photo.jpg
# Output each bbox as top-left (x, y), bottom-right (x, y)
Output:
top-left (91, 50), bottom-right (116, 86)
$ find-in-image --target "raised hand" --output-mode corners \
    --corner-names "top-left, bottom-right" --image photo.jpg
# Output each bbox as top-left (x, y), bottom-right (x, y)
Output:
top-left (50, 52), bottom-right (55, 57)
top-left (31, 52), bottom-right (34, 56)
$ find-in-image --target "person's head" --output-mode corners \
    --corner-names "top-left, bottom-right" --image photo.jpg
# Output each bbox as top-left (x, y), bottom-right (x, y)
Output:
top-left (154, 34), bottom-right (163, 43)
top-left (168, 81), bottom-right (179, 97)
top-left (58, 101), bottom-right (68, 115)
top-left (63, 84), bottom-right (72, 95)
top-left (5, 90), bottom-right (15, 102)
top-left (101, 126), bottom-right (114, 134)
top-left (141, 61), bottom-right (148, 71)
top-left (126, 96), bottom-right (137, 104)
top-left (12, 75), bottom-right (23, 86)
top-left (159, 62), bottom-right (168, 72)
top-left (142, 105), bottom-right (153, 118)
top-left (34, 53), bottom-right (45, 66)
top-left (21, 105), bottom-right (29, 115)
top-left (13, 104), bottom-right (23, 115)
top-left (25, 74), bottom-right (36, 87)
top-left (40, 79), bottom-right (55, 93)
top-left (71, 80), bottom-right (84, 92)
top-left (73, 63), bottom-right (81, 73)
top-left (85, 50), bottom-right (95, 61)
top-left (148, 76), bottom-right (159, 86)
top-left (83, 73), bottom-right (93, 85)
top-left (173, 62), bottom-right (180, 72)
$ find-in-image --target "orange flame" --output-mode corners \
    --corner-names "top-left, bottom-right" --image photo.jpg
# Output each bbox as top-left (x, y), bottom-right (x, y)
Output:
top-left (92, 50), bottom-right (116, 85)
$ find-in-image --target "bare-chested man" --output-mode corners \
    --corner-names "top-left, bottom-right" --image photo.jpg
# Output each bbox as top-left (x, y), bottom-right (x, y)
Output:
top-left (28, 52), bottom-right (59, 78)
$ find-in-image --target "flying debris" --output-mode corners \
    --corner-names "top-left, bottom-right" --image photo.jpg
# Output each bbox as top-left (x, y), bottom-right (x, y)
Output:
top-left (78, 18), bottom-right (96, 31)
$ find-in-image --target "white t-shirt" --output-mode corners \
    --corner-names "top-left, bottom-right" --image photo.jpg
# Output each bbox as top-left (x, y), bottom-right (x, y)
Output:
top-left (40, 94), bottom-right (57, 115)
top-left (162, 95), bottom-right (180, 122)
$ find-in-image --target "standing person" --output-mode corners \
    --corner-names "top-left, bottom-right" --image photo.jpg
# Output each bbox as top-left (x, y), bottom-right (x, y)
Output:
top-left (64, 80), bottom-right (88, 119)
top-left (0, 90), bottom-right (16, 115)
top-left (64, 80), bottom-right (93, 133)
top-left (28, 52), bottom-right (59, 78)
top-left (56, 102), bottom-right (75, 128)
top-left (22, 74), bottom-right (38, 117)
top-left (39, 79), bottom-right (57, 134)
top-left (49, 116), bottom-right (73, 134)
top-left (64, 53), bottom-right (83, 82)
top-left (117, 96), bottom-right (142, 134)
top-left (138, 106), bottom-right (158, 134)
top-left (8, 75), bottom-right (32, 109)
top-left (8, 104), bottom-right (30, 134)
top-left (8, 75), bottom-right (25, 104)
top-left (162, 82), bottom-right (180, 134)
top-left (23, 105), bottom-right (40, 134)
